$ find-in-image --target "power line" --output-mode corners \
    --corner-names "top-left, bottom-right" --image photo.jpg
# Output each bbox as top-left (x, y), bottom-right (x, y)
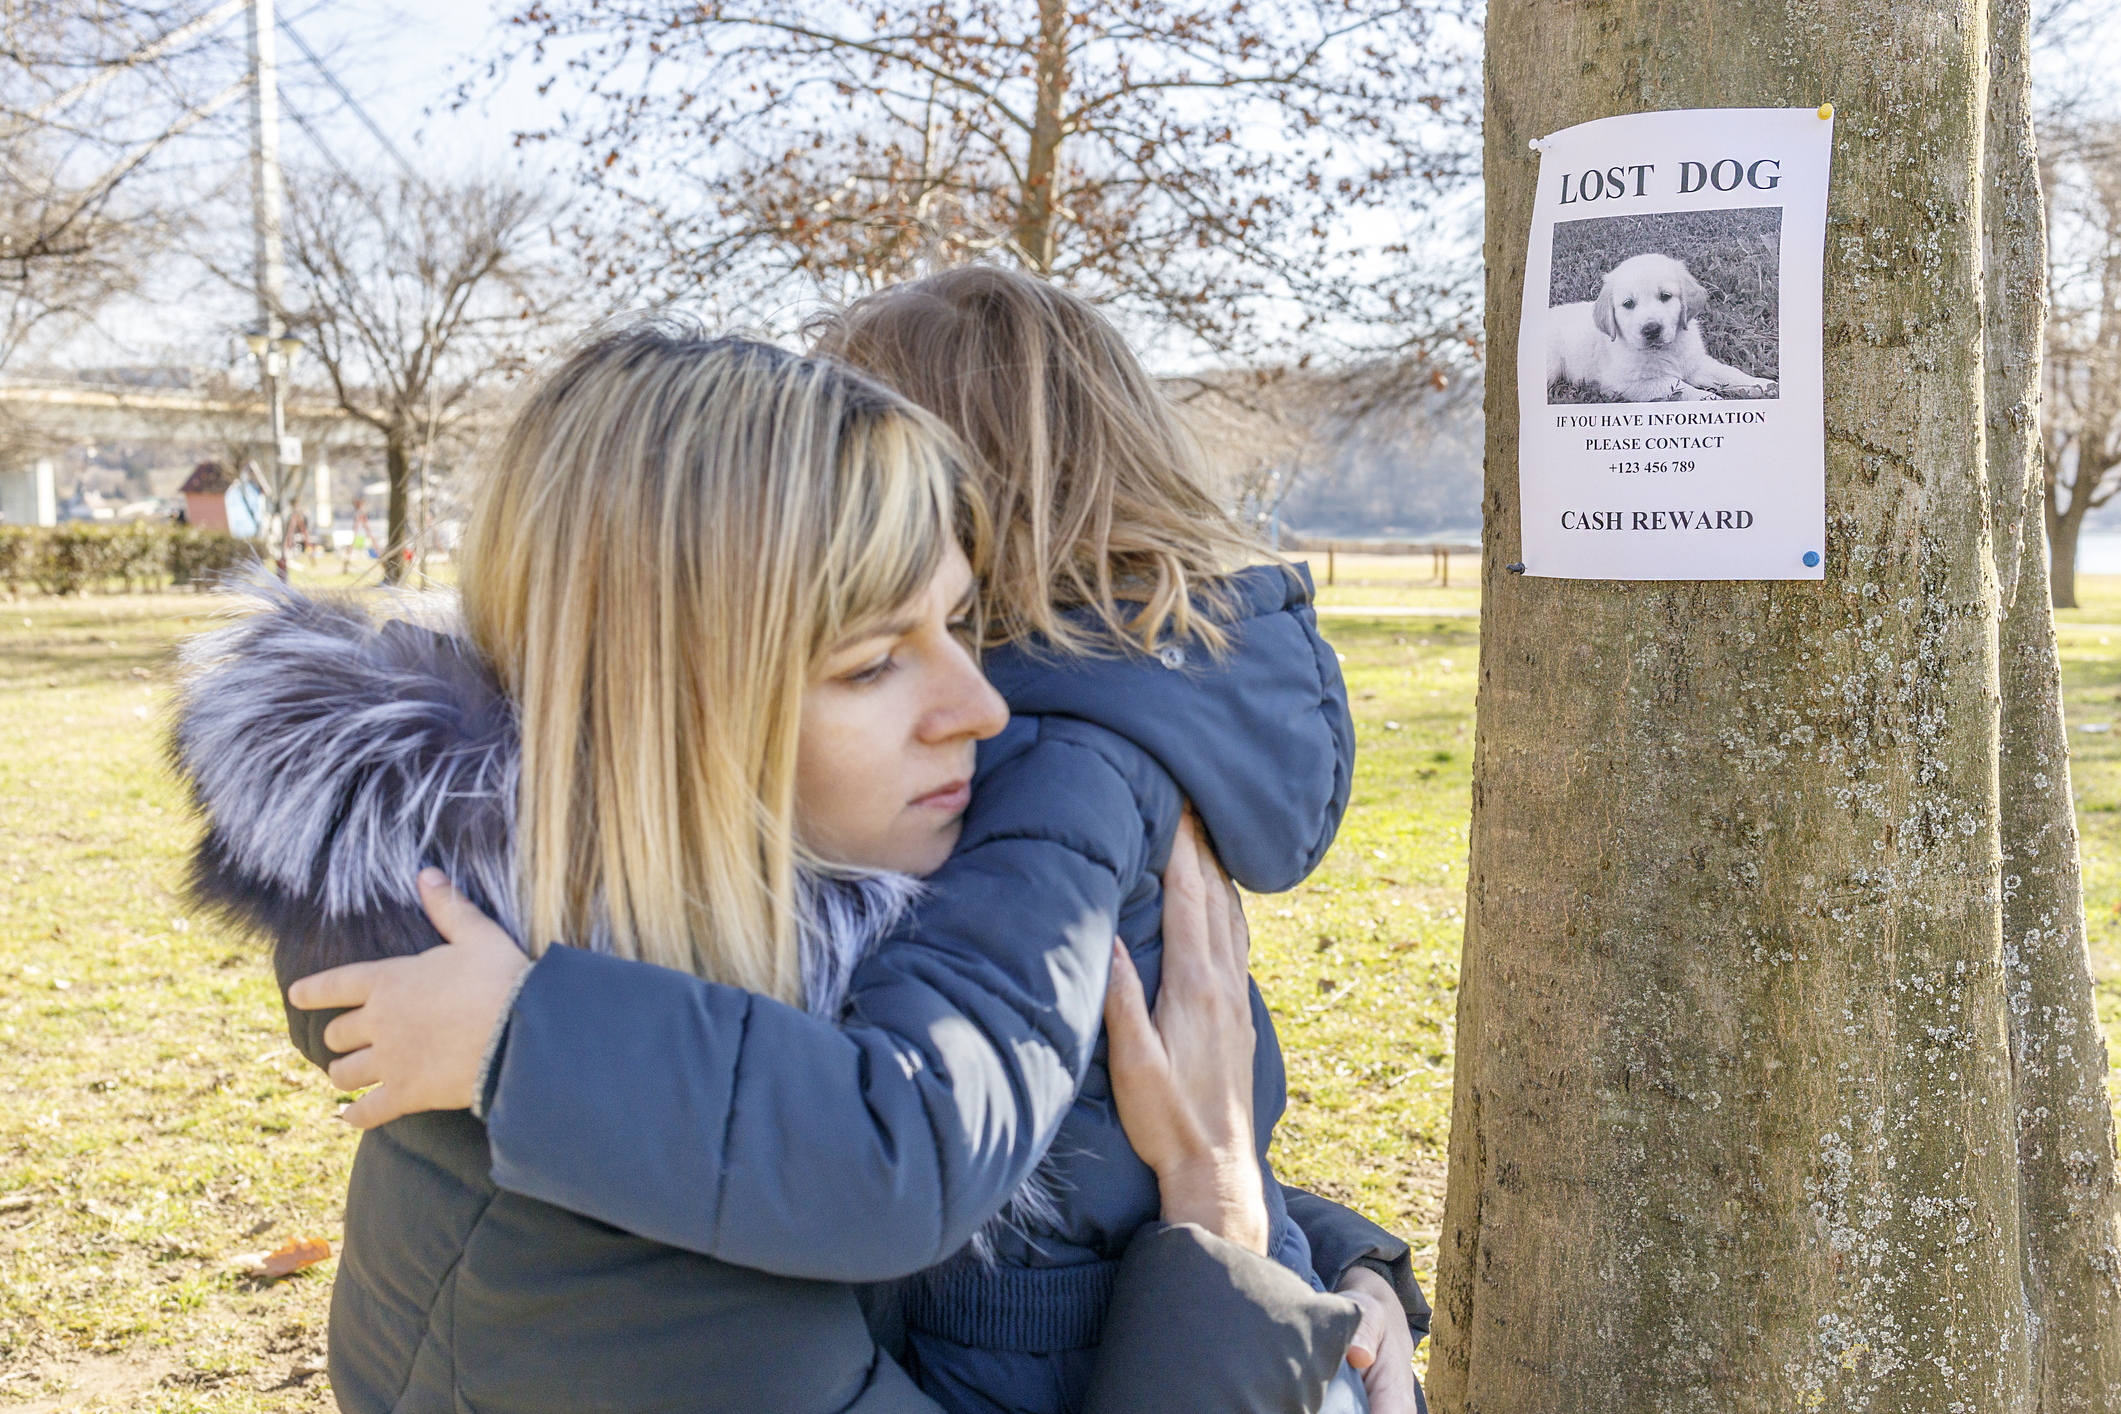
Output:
top-left (281, 94), bottom-right (395, 227)
top-left (275, 14), bottom-right (423, 189)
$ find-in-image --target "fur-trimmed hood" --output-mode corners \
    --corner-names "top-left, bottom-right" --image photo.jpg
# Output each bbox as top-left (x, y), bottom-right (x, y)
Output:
top-left (169, 583), bottom-right (914, 1023)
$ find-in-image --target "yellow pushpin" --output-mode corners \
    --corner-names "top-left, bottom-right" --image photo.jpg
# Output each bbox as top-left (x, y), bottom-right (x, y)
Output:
top-left (1817, 102), bottom-right (1834, 120)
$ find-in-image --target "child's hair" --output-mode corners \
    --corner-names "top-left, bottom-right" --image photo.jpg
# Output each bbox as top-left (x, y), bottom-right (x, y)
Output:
top-left (809, 265), bottom-right (1262, 655)
top-left (460, 319), bottom-right (983, 1005)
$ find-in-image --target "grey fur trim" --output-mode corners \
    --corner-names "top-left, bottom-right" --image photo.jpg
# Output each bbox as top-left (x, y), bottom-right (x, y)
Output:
top-left (469, 963), bottom-right (535, 1121)
top-left (798, 871), bottom-right (922, 1019)
top-left (967, 1149), bottom-right (1073, 1263)
top-left (171, 580), bottom-right (912, 1021)
top-left (172, 577), bottom-right (524, 942)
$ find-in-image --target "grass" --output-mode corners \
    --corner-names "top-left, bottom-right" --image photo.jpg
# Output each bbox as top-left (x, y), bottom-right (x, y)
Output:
top-left (3, 572), bottom-right (2120, 1405)
top-left (0, 591), bottom-right (350, 1412)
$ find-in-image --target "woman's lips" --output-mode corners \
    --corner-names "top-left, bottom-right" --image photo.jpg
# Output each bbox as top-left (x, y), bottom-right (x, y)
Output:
top-left (911, 780), bottom-right (971, 814)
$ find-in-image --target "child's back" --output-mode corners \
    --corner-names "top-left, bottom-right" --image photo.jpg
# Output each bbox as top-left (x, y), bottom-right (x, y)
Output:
top-left (876, 562), bottom-right (1369, 1414)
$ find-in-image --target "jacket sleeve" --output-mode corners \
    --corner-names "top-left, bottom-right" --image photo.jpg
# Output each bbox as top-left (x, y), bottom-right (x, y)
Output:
top-left (1082, 1222), bottom-right (1363, 1414)
top-left (481, 726), bottom-right (1149, 1283)
top-left (1282, 1186), bottom-right (1432, 1341)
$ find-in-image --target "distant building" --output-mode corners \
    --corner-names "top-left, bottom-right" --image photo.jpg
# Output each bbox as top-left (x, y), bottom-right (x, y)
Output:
top-left (179, 462), bottom-right (235, 530)
top-left (0, 460), bottom-right (56, 525)
top-left (178, 462), bottom-right (261, 537)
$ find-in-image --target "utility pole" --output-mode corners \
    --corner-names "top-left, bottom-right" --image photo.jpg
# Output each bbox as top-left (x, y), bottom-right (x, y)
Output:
top-left (245, 0), bottom-right (299, 579)
top-left (246, 0), bottom-right (284, 346)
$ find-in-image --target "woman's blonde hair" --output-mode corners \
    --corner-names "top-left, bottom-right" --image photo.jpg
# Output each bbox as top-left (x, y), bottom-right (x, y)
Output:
top-left (810, 265), bottom-right (1261, 655)
top-left (461, 321), bottom-right (980, 1003)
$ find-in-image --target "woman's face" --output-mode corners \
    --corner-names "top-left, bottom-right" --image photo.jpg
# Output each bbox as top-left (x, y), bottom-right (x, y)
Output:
top-left (796, 544), bottom-right (1008, 875)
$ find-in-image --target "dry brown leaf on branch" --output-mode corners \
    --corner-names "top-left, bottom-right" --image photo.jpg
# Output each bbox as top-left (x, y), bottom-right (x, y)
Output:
top-left (229, 1237), bottom-right (331, 1280)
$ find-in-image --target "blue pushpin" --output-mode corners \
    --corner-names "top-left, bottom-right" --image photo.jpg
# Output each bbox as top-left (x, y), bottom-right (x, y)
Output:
top-left (1802, 551), bottom-right (1821, 568)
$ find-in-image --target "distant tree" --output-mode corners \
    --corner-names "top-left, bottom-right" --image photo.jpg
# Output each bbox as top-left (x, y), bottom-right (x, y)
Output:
top-left (1176, 345), bottom-right (1484, 543)
top-left (273, 171), bottom-right (556, 583)
top-left (1172, 369), bottom-right (1342, 543)
top-left (2040, 121), bottom-right (2121, 607)
top-left (491, 0), bottom-right (1477, 361)
top-left (0, 2), bottom-right (243, 459)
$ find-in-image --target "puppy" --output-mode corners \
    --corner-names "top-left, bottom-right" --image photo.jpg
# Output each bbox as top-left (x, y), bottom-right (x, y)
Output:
top-left (1546, 252), bottom-right (1777, 402)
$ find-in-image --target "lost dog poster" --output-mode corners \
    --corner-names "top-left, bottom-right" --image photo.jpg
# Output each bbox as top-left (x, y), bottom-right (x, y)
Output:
top-left (1517, 106), bottom-right (1833, 580)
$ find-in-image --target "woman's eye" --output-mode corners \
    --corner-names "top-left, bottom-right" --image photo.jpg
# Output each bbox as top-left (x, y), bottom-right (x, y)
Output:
top-left (842, 656), bottom-right (894, 686)
top-left (947, 617), bottom-right (976, 646)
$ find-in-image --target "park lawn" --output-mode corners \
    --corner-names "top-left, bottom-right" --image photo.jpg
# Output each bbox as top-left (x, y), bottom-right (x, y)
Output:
top-left (1, 593), bottom-right (349, 1412)
top-left (2054, 572), bottom-right (2121, 629)
top-left (2, 581), bottom-right (2119, 1407)
top-left (1250, 613), bottom-right (1476, 1302)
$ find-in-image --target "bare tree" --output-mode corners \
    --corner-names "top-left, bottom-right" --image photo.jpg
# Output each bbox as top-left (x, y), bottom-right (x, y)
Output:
top-left (2040, 120), bottom-right (2121, 607)
top-left (275, 170), bottom-right (556, 583)
top-left (488, 0), bottom-right (1477, 362)
top-left (1173, 369), bottom-right (1340, 543)
top-left (0, 3), bottom-right (250, 460)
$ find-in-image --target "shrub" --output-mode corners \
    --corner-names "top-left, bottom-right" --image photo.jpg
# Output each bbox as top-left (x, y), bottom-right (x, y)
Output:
top-left (0, 522), bottom-right (258, 596)
top-left (0, 525), bottom-right (31, 596)
top-left (167, 526), bottom-right (259, 589)
top-left (31, 523), bottom-right (113, 595)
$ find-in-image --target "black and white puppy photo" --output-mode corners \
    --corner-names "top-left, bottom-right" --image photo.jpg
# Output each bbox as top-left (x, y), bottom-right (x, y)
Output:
top-left (1546, 207), bottom-right (1781, 404)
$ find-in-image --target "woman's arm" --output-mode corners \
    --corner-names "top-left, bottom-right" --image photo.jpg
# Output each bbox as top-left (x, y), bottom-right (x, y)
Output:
top-left (297, 724), bottom-right (1152, 1282)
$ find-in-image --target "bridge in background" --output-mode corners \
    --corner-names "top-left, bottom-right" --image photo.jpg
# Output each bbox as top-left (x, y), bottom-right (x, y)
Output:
top-left (0, 379), bottom-right (382, 526)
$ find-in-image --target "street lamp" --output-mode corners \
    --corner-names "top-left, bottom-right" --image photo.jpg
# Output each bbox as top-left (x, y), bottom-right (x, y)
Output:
top-left (243, 325), bottom-right (304, 580)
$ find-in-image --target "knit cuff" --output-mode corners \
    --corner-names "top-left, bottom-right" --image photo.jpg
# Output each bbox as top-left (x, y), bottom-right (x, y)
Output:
top-left (468, 962), bottom-right (534, 1121)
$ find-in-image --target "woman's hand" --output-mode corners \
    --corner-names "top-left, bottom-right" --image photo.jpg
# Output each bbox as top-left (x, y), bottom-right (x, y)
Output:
top-left (285, 869), bottom-right (531, 1128)
top-left (1339, 1264), bottom-right (1421, 1414)
top-left (1102, 813), bottom-right (1268, 1255)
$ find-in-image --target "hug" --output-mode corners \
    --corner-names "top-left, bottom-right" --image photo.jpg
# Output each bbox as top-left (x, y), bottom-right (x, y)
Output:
top-left (171, 267), bottom-right (1431, 1413)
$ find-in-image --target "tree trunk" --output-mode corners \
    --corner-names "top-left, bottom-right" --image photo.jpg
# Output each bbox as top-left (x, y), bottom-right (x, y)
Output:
top-left (1013, 0), bottom-right (1067, 273)
top-left (384, 429), bottom-right (411, 587)
top-left (1436, 3), bottom-right (2118, 1411)
top-left (1991, 11), bottom-right (2121, 1394)
top-left (2048, 502), bottom-right (2082, 609)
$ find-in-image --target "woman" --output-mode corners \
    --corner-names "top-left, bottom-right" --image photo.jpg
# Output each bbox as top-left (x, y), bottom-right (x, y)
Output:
top-left (174, 324), bottom-right (1362, 1412)
top-left (310, 269), bottom-right (1426, 1414)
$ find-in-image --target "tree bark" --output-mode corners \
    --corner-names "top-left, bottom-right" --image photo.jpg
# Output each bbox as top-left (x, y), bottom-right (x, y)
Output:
top-left (383, 428), bottom-right (411, 587)
top-left (1435, 2), bottom-right (2117, 1410)
top-left (1013, 0), bottom-right (1067, 273)
top-left (1990, 11), bottom-right (2121, 1403)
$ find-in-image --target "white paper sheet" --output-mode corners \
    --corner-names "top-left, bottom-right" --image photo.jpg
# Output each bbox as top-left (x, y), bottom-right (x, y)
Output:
top-left (1515, 106), bottom-right (1834, 580)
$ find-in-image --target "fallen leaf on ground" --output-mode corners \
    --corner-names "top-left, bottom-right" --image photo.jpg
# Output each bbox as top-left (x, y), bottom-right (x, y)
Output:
top-left (230, 1237), bottom-right (331, 1279)
top-left (0, 1194), bottom-right (36, 1213)
top-left (290, 1359), bottom-right (328, 1379)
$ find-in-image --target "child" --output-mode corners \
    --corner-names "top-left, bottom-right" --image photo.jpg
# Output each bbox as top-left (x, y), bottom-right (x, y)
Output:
top-left (815, 267), bottom-right (1432, 1414)
top-left (298, 275), bottom-right (1431, 1413)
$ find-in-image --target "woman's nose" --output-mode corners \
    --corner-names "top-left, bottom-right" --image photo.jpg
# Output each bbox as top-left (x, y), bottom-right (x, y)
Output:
top-left (923, 646), bottom-right (1009, 745)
